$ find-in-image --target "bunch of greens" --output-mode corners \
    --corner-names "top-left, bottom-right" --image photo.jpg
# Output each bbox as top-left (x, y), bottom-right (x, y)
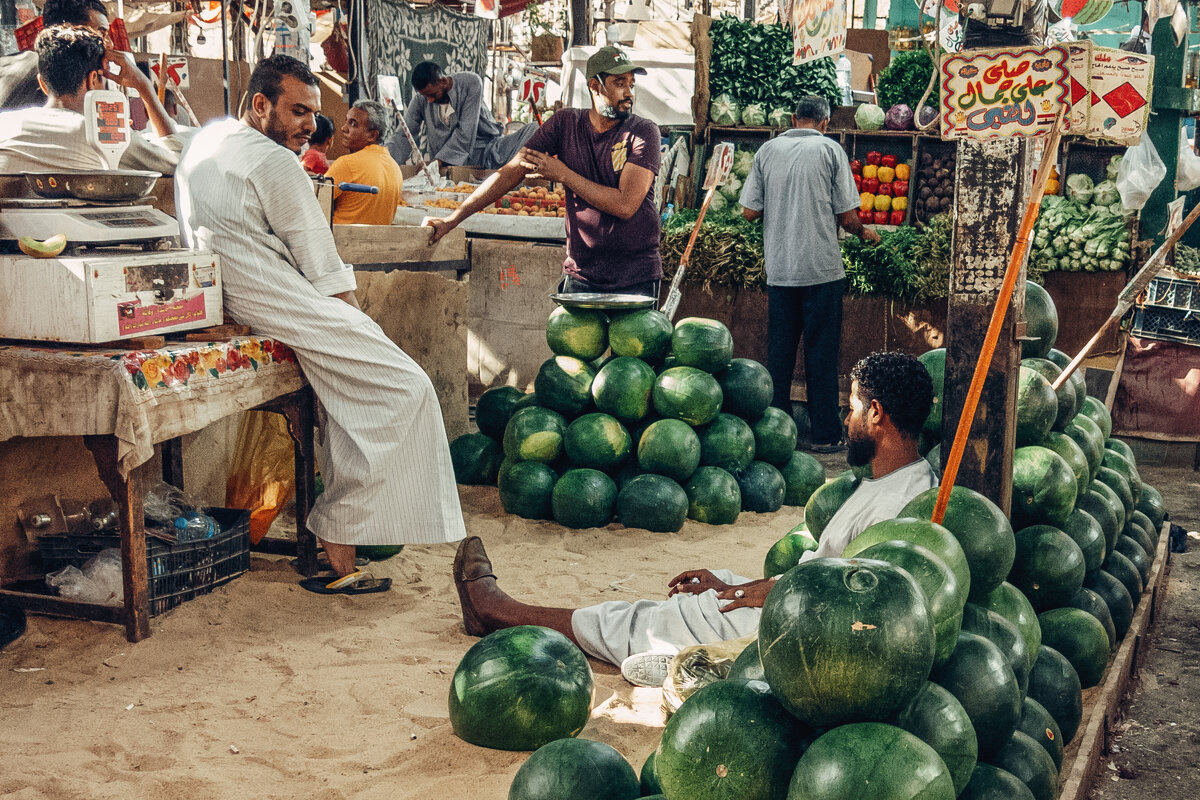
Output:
top-left (875, 50), bottom-right (935, 113)
top-left (905, 213), bottom-right (954, 303)
top-left (841, 225), bottom-right (926, 303)
top-left (661, 209), bottom-right (766, 292)
top-left (1175, 243), bottom-right (1200, 277)
top-left (1030, 192), bottom-right (1132, 276)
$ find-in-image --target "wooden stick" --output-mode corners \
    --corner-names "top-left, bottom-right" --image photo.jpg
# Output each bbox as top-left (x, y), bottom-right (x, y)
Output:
top-left (932, 108), bottom-right (1066, 525)
top-left (157, 53), bottom-right (168, 103)
top-left (660, 183), bottom-right (718, 320)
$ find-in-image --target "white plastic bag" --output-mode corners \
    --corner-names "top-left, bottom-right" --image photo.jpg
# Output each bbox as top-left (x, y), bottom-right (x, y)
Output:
top-left (45, 548), bottom-right (123, 606)
top-left (1117, 137), bottom-right (1167, 212)
top-left (1178, 130), bottom-right (1200, 192)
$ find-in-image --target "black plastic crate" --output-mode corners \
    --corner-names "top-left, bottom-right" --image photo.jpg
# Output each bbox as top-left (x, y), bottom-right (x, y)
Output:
top-left (1132, 305), bottom-right (1200, 347)
top-left (1145, 276), bottom-right (1200, 313)
top-left (37, 508), bottom-right (250, 616)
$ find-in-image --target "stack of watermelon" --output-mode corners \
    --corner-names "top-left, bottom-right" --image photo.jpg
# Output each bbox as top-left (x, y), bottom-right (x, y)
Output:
top-left (449, 307), bottom-right (827, 533)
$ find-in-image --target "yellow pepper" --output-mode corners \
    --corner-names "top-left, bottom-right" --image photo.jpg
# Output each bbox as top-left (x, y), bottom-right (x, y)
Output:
top-left (862, 164), bottom-right (878, 180)
top-left (860, 192), bottom-right (876, 212)
top-left (895, 163), bottom-right (911, 181)
top-left (877, 166), bottom-right (896, 183)
top-left (892, 196), bottom-right (908, 211)
top-left (873, 194), bottom-right (892, 212)
top-left (1046, 178), bottom-right (1060, 195)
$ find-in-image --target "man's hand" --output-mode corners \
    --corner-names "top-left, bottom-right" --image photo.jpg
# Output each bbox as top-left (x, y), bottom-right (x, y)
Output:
top-left (103, 49), bottom-right (153, 94)
top-left (716, 578), bottom-right (776, 613)
top-left (518, 147), bottom-right (571, 183)
top-left (862, 227), bottom-right (881, 244)
top-left (667, 569), bottom-right (732, 597)
top-left (423, 216), bottom-right (457, 245)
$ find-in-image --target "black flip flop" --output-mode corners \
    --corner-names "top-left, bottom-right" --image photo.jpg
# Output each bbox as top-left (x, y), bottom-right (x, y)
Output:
top-left (299, 573), bottom-right (392, 595)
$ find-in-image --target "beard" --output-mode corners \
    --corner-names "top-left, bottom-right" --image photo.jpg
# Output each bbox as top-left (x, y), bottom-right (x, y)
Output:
top-left (264, 109), bottom-right (303, 152)
top-left (598, 101), bottom-right (632, 120)
top-left (846, 431), bottom-right (875, 468)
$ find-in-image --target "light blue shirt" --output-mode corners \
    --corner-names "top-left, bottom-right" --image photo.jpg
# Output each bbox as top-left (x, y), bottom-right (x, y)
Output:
top-left (739, 128), bottom-right (860, 287)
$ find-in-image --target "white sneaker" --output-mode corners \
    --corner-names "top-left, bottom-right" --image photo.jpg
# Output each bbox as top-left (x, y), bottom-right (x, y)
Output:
top-left (620, 651), bottom-right (674, 688)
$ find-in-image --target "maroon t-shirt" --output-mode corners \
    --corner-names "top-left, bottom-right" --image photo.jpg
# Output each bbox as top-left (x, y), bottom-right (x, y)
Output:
top-left (524, 109), bottom-right (662, 290)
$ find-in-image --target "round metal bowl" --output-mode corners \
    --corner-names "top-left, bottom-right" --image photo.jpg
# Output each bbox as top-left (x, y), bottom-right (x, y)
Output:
top-left (23, 170), bottom-right (162, 202)
top-left (550, 292), bottom-right (658, 310)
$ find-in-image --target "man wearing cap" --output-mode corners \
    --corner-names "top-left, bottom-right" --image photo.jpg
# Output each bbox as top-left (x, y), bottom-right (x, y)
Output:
top-left (424, 46), bottom-right (663, 297)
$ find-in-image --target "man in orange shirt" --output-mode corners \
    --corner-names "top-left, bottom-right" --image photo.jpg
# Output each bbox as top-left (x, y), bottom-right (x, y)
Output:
top-left (325, 100), bottom-right (403, 225)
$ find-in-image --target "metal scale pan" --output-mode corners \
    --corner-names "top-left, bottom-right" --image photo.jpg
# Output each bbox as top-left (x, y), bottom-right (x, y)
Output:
top-left (22, 170), bottom-right (161, 203)
top-left (550, 292), bottom-right (658, 310)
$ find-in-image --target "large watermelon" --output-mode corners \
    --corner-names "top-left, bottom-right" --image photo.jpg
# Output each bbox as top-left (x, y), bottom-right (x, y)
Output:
top-left (1015, 366), bottom-right (1058, 447)
top-left (450, 433), bottom-right (504, 485)
top-left (1036, 608), bottom-right (1109, 688)
top-left (716, 358), bottom-right (773, 420)
top-left (1085, 569), bottom-right (1135, 639)
top-left (1075, 488), bottom-right (1121, 561)
top-left (639, 751), bottom-right (663, 796)
top-left (728, 638), bottom-right (766, 683)
top-left (843, 518), bottom-right (972, 599)
top-left (932, 632), bottom-right (1022, 759)
top-left (989, 731), bottom-right (1059, 800)
top-left (564, 413), bottom-right (631, 471)
top-left (1114, 535), bottom-right (1151, 587)
top-left (900, 485), bottom-right (1015, 603)
top-left (788, 723), bottom-right (956, 800)
top-left (1017, 696), bottom-right (1064, 772)
top-left (616, 474), bottom-right (688, 533)
top-left (961, 604), bottom-right (1030, 694)
top-left (737, 461), bottom-right (786, 513)
top-left (671, 317), bottom-right (734, 373)
top-left (698, 413), bottom-right (756, 473)
top-left (1012, 446), bottom-right (1077, 529)
top-left (1136, 484), bottom-right (1166, 532)
top-left (958, 764), bottom-right (1036, 800)
top-left (476, 386), bottom-right (537, 439)
top-left (1045, 348), bottom-right (1086, 419)
top-left (1103, 550), bottom-right (1143, 607)
top-left (804, 472), bottom-right (860, 540)
top-left (637, 419), bottom-right (701, 482)
top-left (592, 357), bottom-right (656, 422)
top-left (983, 581), bottom-right (1042, 673)
top-left (608, 308), bottom-right (673, 363)
top-left (1021, 280), bottom-right (1058, 359)
top-left (683, 466), bottom-right (742, 525)
top-left (764, 530), bottom-right (818, 577)
top-left (545, 306), bottom-right (608, 360)
top-left (1010, 524), bottom-right (1086, 612)
top-left (919, 348), bottom-right (946, 441)
top-left (1067, 586), bottom-right (1117, 650)
top-left (1041, 431), bottom-right (1090, 500)
top-left (1105, 437), bottom-right (1137, 463)
top-left (507, 737), bottom-right (640, 800)
top-left (653, 367), bottom-right (723, 426)
top-left (1102, 449), bottom-right (1142, 507)
top-left (1095, 466), bottom-right (1134, 523)
top-left (892, 681), bottom-right (979, 795)
top-left (1089, 478), bottom-right (1127, 542)
top-left (751, 407), bottom-right (799, 466)
top-left (1078, 395), bottom-right (1113, 439)
top-left (1021, 357), bottom-right (1076, 432)
top-left (503, 406), bottom-right (567, 463)
top-left (1062, 508), bottom-right (1105, 574)
top-left (780, 450), bottom-right (826, 506)
top-left (1026, 645), bottom-right (1083, 743)
top-left (499, 460), bottom-right (558, 519)
top-left (1064, 415), bottom-right (1105, 480)
top-left (759, 558), bottom-right (935, 727)
top-left (552, 469), bottom-right (618, 529)
top-left (656, 681), bottom-right (812, 800)
top-left (534, 356), bottom-right (596, 418)
top-left (450, 625), bottom-right (593, 751)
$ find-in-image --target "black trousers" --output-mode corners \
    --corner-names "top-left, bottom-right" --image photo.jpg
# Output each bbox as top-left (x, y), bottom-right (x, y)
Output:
top-left (766, 279), bottom-right (845, 446)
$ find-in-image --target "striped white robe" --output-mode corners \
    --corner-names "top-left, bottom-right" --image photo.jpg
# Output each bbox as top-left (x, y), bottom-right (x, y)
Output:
top-left (175, 118), bottom-right (465, 548)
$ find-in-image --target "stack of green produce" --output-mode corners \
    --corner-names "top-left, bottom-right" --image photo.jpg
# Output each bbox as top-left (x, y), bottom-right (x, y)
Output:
top-left (1173, 243), bottom-right (1200, 277)
top-left (1031, 156), bottom-right (1133, 277)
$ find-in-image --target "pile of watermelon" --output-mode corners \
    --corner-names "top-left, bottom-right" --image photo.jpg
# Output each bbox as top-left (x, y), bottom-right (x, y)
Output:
top-left (449, 306), bottom-right (827, 533)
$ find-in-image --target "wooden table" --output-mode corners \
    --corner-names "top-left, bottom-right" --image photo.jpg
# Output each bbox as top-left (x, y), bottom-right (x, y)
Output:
top-left (0, 337), bottom-right (318, 642)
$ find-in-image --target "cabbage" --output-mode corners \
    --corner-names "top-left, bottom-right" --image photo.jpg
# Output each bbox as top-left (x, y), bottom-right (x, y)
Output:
top-left (733, 149), bottom-right (756, 180)
top-left (855, 103), bottom-right (885, 131)
top-left (917, 104), bottom-right (938, 128)
top-left (709, 191), bottom-right (728, 212)
top-left (768, 107), bottom-right (792, 128)
top-left (720, 174), bottom-right (743, 202)
top-left (710, 94), bottom-right (741, 126)
top-left (741, 103), bottom-right (766, 126)
top-left (1065, 173), bottom-right (1094, 205)
top-left (1093, 179), bottom-right (1119, 206)
top-left (885, 104), bottom-right (914, 131)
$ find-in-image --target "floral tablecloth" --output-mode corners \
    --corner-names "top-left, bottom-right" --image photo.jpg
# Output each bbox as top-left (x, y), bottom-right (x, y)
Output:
top-left (0, 337), bottom-right (305, 476)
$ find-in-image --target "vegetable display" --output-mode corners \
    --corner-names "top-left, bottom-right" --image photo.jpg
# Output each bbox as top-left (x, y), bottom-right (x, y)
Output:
top-left (1031, 156), bottom-right (1132, 276)
top-left (855, 103), bottom-right (885, 131)
top-left (915, 148), bottom-right (957, 224)
top-left (853, 152), bottom-right (912, 227)
top-left (875, 50), bottom-right (937, 114)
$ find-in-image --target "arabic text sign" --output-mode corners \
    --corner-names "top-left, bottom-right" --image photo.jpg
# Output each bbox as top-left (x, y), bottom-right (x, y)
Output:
top-left (1087, 47), bottom-right (1153, 145)
top-left (940, 46), bottom-right (1070, 140)
top-left (792, 0), bottom-right (848, 66)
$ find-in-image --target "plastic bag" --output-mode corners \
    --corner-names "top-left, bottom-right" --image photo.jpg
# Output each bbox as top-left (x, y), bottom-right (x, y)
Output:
top-left (661, 632), bottom-right (756, 718)
top-left (1116, 137), bottom-right (1167, 212)
top-left (1178, 131), bottom-right (1200, 192)
top-left (226, 410), bottom-right (296, 545)
top-left (46, 548), bottom-right (123, 606)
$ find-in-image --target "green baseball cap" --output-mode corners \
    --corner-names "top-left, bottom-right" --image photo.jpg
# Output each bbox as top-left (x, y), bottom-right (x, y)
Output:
top-left (585, 46), bottom-right (647, 80)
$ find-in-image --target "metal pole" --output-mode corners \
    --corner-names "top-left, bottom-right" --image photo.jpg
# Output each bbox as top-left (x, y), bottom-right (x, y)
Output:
top-left (220, 0), bottom-right (231, 116)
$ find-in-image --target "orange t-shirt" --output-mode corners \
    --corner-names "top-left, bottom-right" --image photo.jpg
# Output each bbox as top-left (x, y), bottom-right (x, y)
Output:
top-left (325, 144), bottom-right (403, 225)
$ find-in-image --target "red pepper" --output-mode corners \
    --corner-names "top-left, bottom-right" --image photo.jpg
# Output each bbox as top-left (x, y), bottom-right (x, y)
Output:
top-left (880, 154), bottom-right (898, 169)
top-left (863, 177), bottom-right (880, 195)
top-left (877, 182), bottom-right (893, 197)
top-left (890, 209), bottom-right (906, 225)
top-left (873, 210), bottom-right (890, 225)
top-left (892, 179), bottom-right (909, 198)
top-left (849, 159), bottom-right (863, 175)
top-left (853, 174), bottom-right (862, 191)
top-left (859, 209), bottom-right (875, 224)
top-left (866, 151), bottom-right (882, 166)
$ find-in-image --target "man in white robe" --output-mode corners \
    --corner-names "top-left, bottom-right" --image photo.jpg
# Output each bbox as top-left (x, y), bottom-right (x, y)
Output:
top-left (453, 352), bottom-right (937, 667)
top-left (175, 54), bottom-right (466, 593)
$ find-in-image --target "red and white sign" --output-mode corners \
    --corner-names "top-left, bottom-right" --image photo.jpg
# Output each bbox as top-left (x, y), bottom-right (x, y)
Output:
top-left (520, 76), bottom-right (546, 105)
top-left (118, 294), bottom-right (208, 336)
top-left (151, 57), bottom-right (190, 90)
top-left (703, 142), bottom-right (736, 191)
top-left (1086, 48), bottom-right (1153, 145)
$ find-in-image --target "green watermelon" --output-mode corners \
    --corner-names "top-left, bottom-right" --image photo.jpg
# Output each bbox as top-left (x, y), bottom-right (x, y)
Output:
top-left (1064, 415), bottom-right (1105, 480)
top-left (591, 357), bottom-right (656, 422)
top-left (1012, 446), bottom-right (1077, 529)
top-left (671, 317), bottom-right (734, 373)
top-left (1016, 696), bottom-right (1064, 772)
top-left (1105, 437), bottom-right (1137, 464)
top-left (1089, 478), bottom-right (1127, 542)
top-left (1010, 524), bottom-right (1086, 612)
top-left (563, 413), bottom-right (631, 471)
top-left (958, 764), bottom-right (1036, 800)
top-left (1095, 466), bottom-right (1134, 522)
top-left (990, 731), bottom-right (1059, 800)
top-left (683, 466), bottom-right (742, 525)
top-left (716, 358), bottom-right (773, 420)
top-left (653, 366), bottom-right (723, 426)
top-left (1075, 487), bottom-right (1121, 560)
top-left (1021, 358), bottom-right (1076, 433)
top-left (1067, 587), bottom-right (1117, 650)
top-left (779, 450), bottom-right (826, 506)
top-left (637, 419), bottom-right (701, 482)
top-left (450, 433), bottom-right (504, 485)
top-left (751, 407), bottom-right (798, 466)
top-left (1085, 569), bottom-right (1134, 640)
top-left (1046, 348), bottom-right (1086, 419)
top-left (983, 581), bottom-right (1042, 673)
top-left (900, 485), bottom-right (1015, 603)
top-left (843, 518), bottom-right (972, 599)
top-left (357, 544), bottom-right (403, 561)
top-left (728, 638), bottom-right (766, 683)
top-left (608, 309), bottom-right (673, 363)
top-left (503, 406), bottom-right (567, 463)
top-left (788, 723), bottom-right (956, 800)
top-left (857, 540), bottom-right (965, 668)
top-left (961, 604), bottom-right (1030, 694)
top-left (616, 474), bottom-right (688, 533)
top-left (507, 737), bottom-right (639, 800)
top-left (1131, 509), bottom-right (1159, 547)
top-left (499, 460), bottom-right (558, 519)
top-left (1124, 520), bottom-right (1156, 564)
top-left (1078, 395), bottom-right (1112, 439)
top-left (1136, 484), bottom-right (1166, 532)
top-left (1103, 551), bottom-right (1143, 607)
top-left (656, 681), bottom-right (812, 800)
top-left (892, 681), bottom-right (978, 794)
top-left (698, 413), bottom-right (756, 473)
top-left (1037, 607), bottom-right (1109, 688)
top-left (552, 469), bottom-right (618, 529)
top-left (932, 632), bottom-right (1022, 759)
top-left (1015, 367), bottom-right (1058, 447)
top-left (476, 386), bottom-right (537, 439)
top-left (1041, 431), bottom-right (1090, 500)
top-left (545, 306), bottom-right (608, 360)
top-left (639, 750), bottom-right (663, 796)
top-left (759, 558), bottom-right (935, 727)
top-left (1102, 450), bottom-right (1142, 507)
top-left (1021, 281), bottom-right (1058, 359)
top-left (919, 348), bottom-right (946, 441)
top-left (804, 472), bottom-right (860, 540)
top-left (1062, 508), bottom-right (1105, 573)
top-left (534, 356), bottom-right (596, 418)
top-left (450, 625), bottom-right (593, 751)
top-left (764, 530), bottom-right (818, 577)
top-left (1026, 646), bottom-right (1083, 743)
top-left (924, 443), bottom-right (942, 475)
top-left (737, 461), bottom-right (786, 513)
top-left (1114, 535), bottom-right (1151, 587)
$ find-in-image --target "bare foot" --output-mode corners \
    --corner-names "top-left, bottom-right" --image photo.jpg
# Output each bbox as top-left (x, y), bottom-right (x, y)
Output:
top-left (320, 539), bottom-right (358, 577)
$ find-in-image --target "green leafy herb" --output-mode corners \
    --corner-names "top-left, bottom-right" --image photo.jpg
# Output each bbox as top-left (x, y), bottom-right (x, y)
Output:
top-left (875, 50), bottom-right (935, 112)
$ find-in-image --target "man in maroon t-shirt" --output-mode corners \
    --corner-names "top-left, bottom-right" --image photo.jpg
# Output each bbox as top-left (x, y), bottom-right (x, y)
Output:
top-left (424, 46), bottom-right (662, 296)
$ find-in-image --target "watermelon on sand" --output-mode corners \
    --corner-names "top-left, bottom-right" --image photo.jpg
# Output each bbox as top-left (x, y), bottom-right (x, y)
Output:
top-left (592, 357), bottom-right (656, 422)
top-left (503, 406), bottom-right (567, 463)
top-left (545, 306), bottom-right (608, 360)
top-left (563, 413), bottom-right (631, 471)
top-left (779, 450), bottom-right (825, 506)
top-left (697, 413), bottom-right (756, 473)
top-left (475, 386), bottom-right (536, 439)
top-left (639, 751), bottom-right (663, 795)
top-left (551, 469), bottom-right (618, 529)
top-left (499, 461), bottom-right (557, 519)
top-left (507, 737), bottom-right (639, 799)
top-left (716, 358), bottom-right (773, 419)
top-left (450, 433), bottom-right (504, 485)
top-left (750, 407), bottom-right (798, 466)
top-left (892, 681), bottom-right (979, 795)
top-left (736, 461), bottom-right (786, 513)
top-left (788, 723), bottom-right (956, 800)
top-left (683, 466), bottom-right (742, 524)
top-left (637, 419), bottom-right (701, 482)
top-left (653, 367), bottom-right (723, 426)
top-left (671, 317), bottom-right (734, 373)
top-left (616, 474), bottom-right (688, 533)
top-left (534, 356), bottom-right (596, 418)
top-left (608, 309), bottom-right (673, 363)
top-left (932, 632), bottom-right (1022, 759)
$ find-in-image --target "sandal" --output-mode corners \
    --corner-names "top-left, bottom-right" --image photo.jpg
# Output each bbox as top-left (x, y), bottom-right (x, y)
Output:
top-left (299, 570), bottom-right (391, 595)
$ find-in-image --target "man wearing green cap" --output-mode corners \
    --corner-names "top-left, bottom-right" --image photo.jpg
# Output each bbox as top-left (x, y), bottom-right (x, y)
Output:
top-left (424, 46), bottom-right (663, 296)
